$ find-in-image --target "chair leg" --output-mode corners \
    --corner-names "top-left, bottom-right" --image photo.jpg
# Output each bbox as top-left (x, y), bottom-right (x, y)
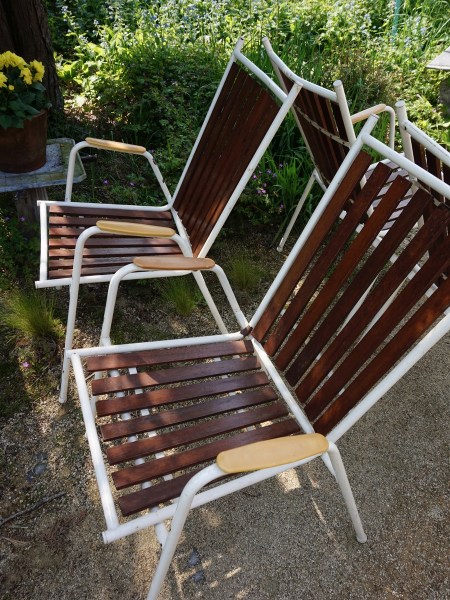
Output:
top-left (326, 442), bottom-right (367, 543)
top-left (277, 172), bottom-right (317, 252)
top-left (192, 271), bottom-right (228, 334)
top-left (146, 464), bottom-right (224, 600)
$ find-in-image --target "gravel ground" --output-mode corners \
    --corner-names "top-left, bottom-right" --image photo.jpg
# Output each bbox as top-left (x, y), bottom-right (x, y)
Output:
top-left (1, 236), bottom-right (449, 600)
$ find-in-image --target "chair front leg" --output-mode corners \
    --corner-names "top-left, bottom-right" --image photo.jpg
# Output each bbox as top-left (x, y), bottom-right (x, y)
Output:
top-left (146, 464), bottom-right (224, 600)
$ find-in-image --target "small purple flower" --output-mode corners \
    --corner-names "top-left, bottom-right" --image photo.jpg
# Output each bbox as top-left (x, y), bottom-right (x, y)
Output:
top-left (252, 174), bottom-right (257, 180)
top-left (20, 216), bottom-right (26, 222)
top-left (129, 182), bottom-right (136, 187)
top-left (5, 216), bottom-right (10, 221)
top-left (22, 361), bottom-right (30, 368)
top-left (102, 179), bottom-right (109, 185)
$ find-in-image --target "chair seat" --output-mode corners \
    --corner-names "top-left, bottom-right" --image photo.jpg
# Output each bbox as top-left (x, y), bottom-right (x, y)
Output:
top-left (46, 203), bottom-right (181, 279)
top-left (87, 339), bottom-right (301, 516)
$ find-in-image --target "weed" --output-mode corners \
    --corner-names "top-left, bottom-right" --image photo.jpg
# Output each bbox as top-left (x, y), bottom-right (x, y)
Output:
top-left (159, 276), bottom-right (202, 316)
top-left (226, 255), bottom-right (263, 293)
top-left (0, 288), bottom-right (64, 343)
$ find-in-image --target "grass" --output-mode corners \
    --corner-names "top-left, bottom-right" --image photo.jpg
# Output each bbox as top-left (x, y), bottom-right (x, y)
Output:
top-left (0, 288), bottom-right (64, 343)
top-left (159, 276), bottom-right (203, 316)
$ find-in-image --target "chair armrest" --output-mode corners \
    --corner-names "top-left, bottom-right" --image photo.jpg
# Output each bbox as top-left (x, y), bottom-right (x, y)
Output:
top-left (133, 256), bottom-right (216, 270)
top-left (216, 433), bottom-right (329, 473)
top-left (85, 137), bottom-right (147, 155)
top-left (350, 103), bottom-right (387, 124)
top-left (96, 220), bottom-right (176, 237)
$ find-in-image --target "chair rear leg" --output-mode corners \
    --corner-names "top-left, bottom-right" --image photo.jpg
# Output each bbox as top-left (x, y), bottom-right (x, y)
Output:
top-left (326, 443), bottom-right (367, 543)
top-left (277, 171), bottom-right (317, 252)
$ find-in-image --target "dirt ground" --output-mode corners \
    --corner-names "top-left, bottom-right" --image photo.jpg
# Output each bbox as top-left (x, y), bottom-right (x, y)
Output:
top-left (0, 234), bottom-right (449, 600)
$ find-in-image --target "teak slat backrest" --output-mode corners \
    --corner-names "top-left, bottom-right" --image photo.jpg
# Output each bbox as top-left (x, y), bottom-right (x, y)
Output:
top-left (279, 72), bottom-right (351, 188)
top-left (252, 150), bottom-right (450, 436)
top-left (173, 62), bottom-right (279, 256)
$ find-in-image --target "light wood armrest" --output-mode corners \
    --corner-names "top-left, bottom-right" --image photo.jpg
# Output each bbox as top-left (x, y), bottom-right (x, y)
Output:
top-left (216, 434), bottom-right (329, 473)
top-left (351, 103), bottom-right (387, 124)
top-left (133, 256), bottom-right (215, 270)
top-left (85, 137), bottom-right (146, 154)
top-left (96, 220), bottom-right (176, 237)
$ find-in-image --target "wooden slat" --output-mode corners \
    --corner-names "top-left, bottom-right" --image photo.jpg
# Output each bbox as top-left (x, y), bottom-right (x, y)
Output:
top-left (48, 236), bottom-right (179, 249)
top-left (286, 187), bottom-right (435, 385)
top-left (112, 415), bottom-right (299, 491)
top-left (174, 63), bottom-right (279, 256)
top-left (96, 372), bottom-right (271, 417)
top-left (252, 151), bottom-right (373, 343)
top-left (48, 204), bottom-right (172, 219)
top-left (313, 273), bottom-right (450, 434)
top-left (107, 401), bottom-right (287, 466)
top-left (100, 387), bottom-right (278, 441)
top-left (91, 356), bottom-right (260, 396)
top-left (265, 162), bottom-right (397, 359)
top-left (295, 204), bottom-right (449, 405)
top-left (117, 418), bottom-right (300, 515)
top-left (87, 340), bottom-right (254, 372)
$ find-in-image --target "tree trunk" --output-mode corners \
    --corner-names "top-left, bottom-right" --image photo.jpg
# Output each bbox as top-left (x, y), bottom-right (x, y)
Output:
top-left (0, 0), bottom-right (63, 112)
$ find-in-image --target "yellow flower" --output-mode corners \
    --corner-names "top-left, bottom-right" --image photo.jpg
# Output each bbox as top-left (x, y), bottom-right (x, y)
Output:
top-left (20, 67), bottom-right (33, 85)
top-left (30, 60), bottom-right (45, 82)
top-left (8, 85), bottom-right (14, 91)
top-left (0, 73), bottom-right (7, 88)
top-left (0, 51), bottom-right (26, 69)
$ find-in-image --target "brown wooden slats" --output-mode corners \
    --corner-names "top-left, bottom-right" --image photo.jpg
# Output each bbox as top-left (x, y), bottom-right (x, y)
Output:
top-left (96, 372), bottom-right (271, 417)
top-left (48, 247), bottom-right (179, 263)
top-left (287, 187), bottom-right (434, 385)
top-left (108, 401), bottom-right (286, 467)
top-left (252, 151), bottom-right (373, 343)
top-left (48, 204), bottom-right (172, 220)
top-left (100, 387), bottom-right (278, 441)
top-left (117, 418), bottom-right (300, 516)
top-left (47, 236), bottom-right (178, 249)
top-left (174, 63), bottom-right (279, 256)
top-left (49, 216), bottom-right (174, 228)
top-left (313, 273), bottom-right (450, 434)
top-left (293, 88), bottom-right (347, 187)
top-left (277, 174), bottom-right (411, 370)
top-left (112, 414), bottom-right (298, 490)
top-left (265, 162), bottom-right (398, 360)
top-left (87, 340), bottom-right (254, 373)
top-left (294, 203), bottom-right (449, 406)
top-left (305, 222), bottom-right (450, 426)
top-left (91, 356), bottom-right (261, 396)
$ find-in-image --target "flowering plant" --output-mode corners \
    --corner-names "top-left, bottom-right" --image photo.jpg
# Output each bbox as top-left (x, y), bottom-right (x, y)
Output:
top-left (0, 51), bottom-right (51, 129)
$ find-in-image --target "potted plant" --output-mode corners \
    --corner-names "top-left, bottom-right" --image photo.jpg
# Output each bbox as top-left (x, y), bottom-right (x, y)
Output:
top-left (0, 51), bottom-right (51, 173)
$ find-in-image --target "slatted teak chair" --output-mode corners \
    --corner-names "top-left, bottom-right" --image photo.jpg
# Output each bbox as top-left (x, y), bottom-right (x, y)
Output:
top-left (262, 37), bottom-right (398, 251)
top-left (67, 116), bottom-right (450, 599)
top-left (39, 38), bottom-right (301, 403)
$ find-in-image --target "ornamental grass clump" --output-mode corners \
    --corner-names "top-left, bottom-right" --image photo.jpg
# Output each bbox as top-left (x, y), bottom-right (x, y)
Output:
top-left (0, 51), bottom-right (50, 129)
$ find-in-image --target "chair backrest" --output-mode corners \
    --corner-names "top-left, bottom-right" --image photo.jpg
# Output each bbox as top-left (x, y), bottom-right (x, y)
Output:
top-left (172, 42), bottom-right (299, 257)
top-left (263, 37), bottom-right (357, 190)
top-left (250, 117), bottom-right (450, 441)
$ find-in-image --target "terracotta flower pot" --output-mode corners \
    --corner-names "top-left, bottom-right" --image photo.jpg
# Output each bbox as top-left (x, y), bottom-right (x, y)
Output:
top-left (0, 110), bottom-right (48, 173)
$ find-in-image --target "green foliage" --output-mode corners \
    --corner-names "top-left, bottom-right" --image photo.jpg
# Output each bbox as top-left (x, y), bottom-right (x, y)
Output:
top-left (226, 255), bottom-right (263, 293)
top-left (0, 209), bottom-right (39, 286)
top-left (0, 288), bottom-right (64, 343)
top-left (159, 276), bottom-right (202, 316)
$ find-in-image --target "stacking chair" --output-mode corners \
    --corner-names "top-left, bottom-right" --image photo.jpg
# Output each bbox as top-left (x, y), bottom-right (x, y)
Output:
top-left (67, 115), bottom-right (450, 599)
top-left (262, 37), bottom-right (397, 251)
top-left (36, 38), bottom-right (302, 402)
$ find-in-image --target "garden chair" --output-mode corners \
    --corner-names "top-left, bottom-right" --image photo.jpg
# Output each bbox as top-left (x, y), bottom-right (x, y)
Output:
top-left (262, 37), bottom-right (397, 251)
top-left (36, 38), bottom-right (302, 402)
top-left (67, 115), bottom-right (450, 599)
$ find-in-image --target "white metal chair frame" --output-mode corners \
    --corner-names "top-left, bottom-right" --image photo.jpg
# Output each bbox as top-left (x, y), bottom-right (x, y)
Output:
top-left (68, 115), bottom-right (450, 599)
top-left (262, 37), bottom-right (396, 251)
top-left (46, 38), bottom-right (302, 403)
